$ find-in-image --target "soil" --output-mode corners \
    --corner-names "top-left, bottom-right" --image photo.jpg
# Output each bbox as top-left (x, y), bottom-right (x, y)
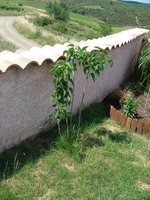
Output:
top-left (136, 92), bottom-right (150, 123)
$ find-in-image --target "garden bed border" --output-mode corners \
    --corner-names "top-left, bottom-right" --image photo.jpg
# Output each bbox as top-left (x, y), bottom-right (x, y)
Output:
top-left (109, 105), bottom-right (150, 136)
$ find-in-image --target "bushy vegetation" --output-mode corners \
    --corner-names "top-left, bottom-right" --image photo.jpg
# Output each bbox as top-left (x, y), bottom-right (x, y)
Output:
top-left (137, 41), bottom-right (150, 107)
top-left (138, 42), bottom-right (150, 90)
top-left (123, 96), bottom-right (139, 118)
top-left (47, 2), bottom-right (69, 21)
top-left (32, 16), bottom-right (52, 27)
top-left (99, 23), bottom-right (113, 36)
top-left (0, 1), bottom-right (23, 11)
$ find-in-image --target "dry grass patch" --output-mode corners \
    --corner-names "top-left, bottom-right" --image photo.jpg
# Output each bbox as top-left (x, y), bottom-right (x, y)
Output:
top-left (63, 164), bottom-right (75, 172)
top-left (38, 189), bottom-right (54, 200)
top-left (0, 36), bottom-right (17, 52)
top-left (137, 180), bottom-right (150, 190)
top-left (136, 150), bottom-right (150, 167)
top-left (14, 16), bottom-right (67, 45)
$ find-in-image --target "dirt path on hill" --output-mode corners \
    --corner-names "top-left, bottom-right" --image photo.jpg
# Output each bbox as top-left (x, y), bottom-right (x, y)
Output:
top-left (0, 16), bottom-right (41, 50)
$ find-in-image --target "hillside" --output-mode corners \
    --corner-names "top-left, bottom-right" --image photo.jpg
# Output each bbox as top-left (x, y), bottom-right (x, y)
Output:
top-left (1, 0), bottom-right (150, 27)
top-left (65, 0), bottom-right (150, 27)
top-left (0, 0), bottom-right (149, 49)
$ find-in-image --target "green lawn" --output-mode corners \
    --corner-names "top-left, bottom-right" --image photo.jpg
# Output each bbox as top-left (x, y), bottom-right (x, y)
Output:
top-left (0, 103), bottom-right (150, 199)
top-left (0, 37), bottom-right (17, 52)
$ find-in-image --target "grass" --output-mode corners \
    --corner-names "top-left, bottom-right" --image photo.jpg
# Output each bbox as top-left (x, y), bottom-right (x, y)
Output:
top-left (0, 102), bottom-right (150, 199)
top-left (70, 12), bottom-right (126, 34)
top-left (13, 11), bottom-right (126, 47)
top-left (13, 19), bottom-right (60, 46)
top-left (0, 37), bottom-right (17, 52)
top-left (70, 12), bottom-right (103, 31)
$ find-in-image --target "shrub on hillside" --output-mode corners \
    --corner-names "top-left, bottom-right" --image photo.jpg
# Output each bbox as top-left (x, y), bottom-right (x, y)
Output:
top-left (99, 23), bottom-right (112, 36)
top-left (0, 2), bottom-right (23, 11)
top-left (53, 22), bottom-right (68, 33)
top-left (46, 2), bottom-right (69, 21)
top-left (33, 16), bottom-right (52, 27)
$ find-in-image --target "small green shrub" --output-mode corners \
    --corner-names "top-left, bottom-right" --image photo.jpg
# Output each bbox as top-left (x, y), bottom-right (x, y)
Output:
top-left (99, 23), bottom-right (112, 36)
top-left (123, 96), bottom-right (138, 118)
top-left (18, 3), bottom-right (23, 7)
top-left (46, 2), bottom-right (69, 21)
top-left (33, 30), bottom-right (42, 39)
top-left (33, 16), bottom-right (52, 27)
top-left (50, 45), bottom-right (112, 138)
top-left (53, 22), bottom-right (68, 33)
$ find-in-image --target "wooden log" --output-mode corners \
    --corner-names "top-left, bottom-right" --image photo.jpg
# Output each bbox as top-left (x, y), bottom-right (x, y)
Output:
top-left (136, 120), bottom-right (144, 134)
top-left (148, 125), bottom-right (150, 136)
top-left (117, 111), bottom-right (122, 124)
top-left (126, 117), bottom-right (132, 129)
top-left (120, 113), bottom-right (127, 127)
top-left (142, 122), bottom-right (150, 135)
top-left (131, 119), bottom-right (138, 132)
top-left (113, 108), bottom-right (119, 121)
top-left (110, 106), bottom-right (116, 119)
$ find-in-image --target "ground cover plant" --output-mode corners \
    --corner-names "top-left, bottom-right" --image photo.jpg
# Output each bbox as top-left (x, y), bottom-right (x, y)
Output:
top-left (0, 102), bottom-right (150, 199)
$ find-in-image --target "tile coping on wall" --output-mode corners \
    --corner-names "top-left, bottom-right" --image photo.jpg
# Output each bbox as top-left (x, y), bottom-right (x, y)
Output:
top-left (0, 28), bottom-right (149, 74)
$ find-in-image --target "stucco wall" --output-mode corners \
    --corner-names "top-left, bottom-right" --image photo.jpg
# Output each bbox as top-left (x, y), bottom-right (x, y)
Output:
top-left (0, 29), bottom-right (149, 152)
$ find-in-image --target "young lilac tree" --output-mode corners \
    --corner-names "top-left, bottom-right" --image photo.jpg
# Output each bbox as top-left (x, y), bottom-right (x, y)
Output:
top-left (50, 44), bottom-right (112, 137)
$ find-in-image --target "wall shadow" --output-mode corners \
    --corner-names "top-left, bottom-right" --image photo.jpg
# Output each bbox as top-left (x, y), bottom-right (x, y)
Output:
top-left (0, 102), bottom-right (107, 180)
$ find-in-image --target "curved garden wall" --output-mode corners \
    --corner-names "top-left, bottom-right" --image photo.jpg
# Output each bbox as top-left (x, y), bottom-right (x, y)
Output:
top-left (0, 28), bottom-right (149, 152)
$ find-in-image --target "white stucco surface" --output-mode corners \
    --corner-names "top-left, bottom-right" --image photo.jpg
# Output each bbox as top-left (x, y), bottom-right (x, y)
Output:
top-left (0, 28), bottom-right (149, 152)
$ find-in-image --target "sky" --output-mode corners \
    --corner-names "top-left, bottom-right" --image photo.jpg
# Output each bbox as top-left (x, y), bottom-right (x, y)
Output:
top-left (123, 0), bottom-right (150, 4)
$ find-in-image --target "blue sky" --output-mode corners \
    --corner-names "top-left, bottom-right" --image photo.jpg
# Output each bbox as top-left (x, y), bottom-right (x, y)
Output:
top-left (123, 0), bottom-right (150, 4)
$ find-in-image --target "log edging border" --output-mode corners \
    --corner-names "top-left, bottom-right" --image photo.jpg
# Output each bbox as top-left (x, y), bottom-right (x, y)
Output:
top-left (109, 105), bottom-right (150, 136)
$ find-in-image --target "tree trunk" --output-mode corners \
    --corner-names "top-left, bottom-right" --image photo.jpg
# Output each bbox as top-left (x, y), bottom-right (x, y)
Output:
top-left (77, 75), bottom-right (88, 135)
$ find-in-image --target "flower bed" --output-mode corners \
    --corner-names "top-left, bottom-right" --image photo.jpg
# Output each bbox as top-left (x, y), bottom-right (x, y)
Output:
top-left (109, 105), bottom-right (150, 136)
